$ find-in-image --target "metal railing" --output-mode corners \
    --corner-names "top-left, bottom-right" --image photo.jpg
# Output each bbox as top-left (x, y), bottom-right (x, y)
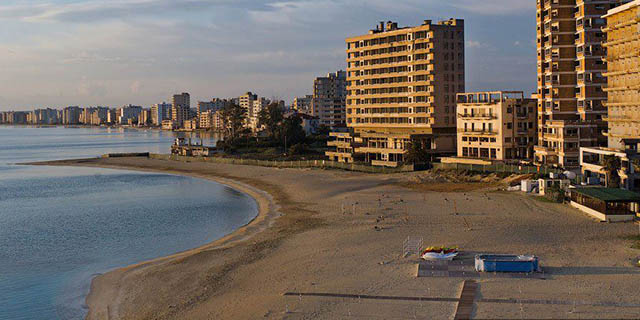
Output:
top-left (432, 162), bottom-right (564, 175)
top-left (149, 153), bottom-right (417, 174)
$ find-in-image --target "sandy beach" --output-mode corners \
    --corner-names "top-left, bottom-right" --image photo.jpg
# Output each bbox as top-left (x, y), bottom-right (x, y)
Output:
top-left (34, 156), bottom-right (640, 319)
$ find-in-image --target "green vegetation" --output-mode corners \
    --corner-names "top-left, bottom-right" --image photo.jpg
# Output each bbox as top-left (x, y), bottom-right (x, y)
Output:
top-left (404, 141), bottom-right (430, 165)
top-left (216, 104), bottom-right (328, 161)
top-left (545, 184), bottom-right (565, 203)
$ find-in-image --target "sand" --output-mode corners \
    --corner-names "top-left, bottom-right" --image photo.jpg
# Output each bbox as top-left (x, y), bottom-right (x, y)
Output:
top-left (32, 157), bottom-right (640, 319)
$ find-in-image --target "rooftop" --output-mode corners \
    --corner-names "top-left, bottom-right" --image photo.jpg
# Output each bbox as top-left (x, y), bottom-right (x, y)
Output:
top-left (571, 187), bottom-right (640, 202)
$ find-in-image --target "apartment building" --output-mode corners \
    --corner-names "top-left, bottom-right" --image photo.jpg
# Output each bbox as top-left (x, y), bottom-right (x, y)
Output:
top-left (312, 71), bottom-right (347, 128)
top-left (293, 95), bottom-right (313, 114)
top-left (455, 91), bottom-right (537, 162)
top-left (172, 93), bottom-right (191, 127)
top-left (151, 102), bottom-right (171, 126)
top-left (535, 0), bottom-right (629, 168)
top-left (327, 19), bottom-right (464, 167)
top-left (198, 98), bottom-right (229, 113)
top-left (603, 0), bottom-right (640, 149)
top-left (579, 0), bottom-right (640, 191)
top-left (118, 105), bottom-right (142, 125)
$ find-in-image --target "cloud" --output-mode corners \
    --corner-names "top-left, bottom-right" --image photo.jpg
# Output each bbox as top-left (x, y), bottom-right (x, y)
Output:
top-left (466, 40), bottom-right (487, 49)
top-left (448, 0), bottom-right (534, 15)
top-left (0, 0), bottom-right (537, 109)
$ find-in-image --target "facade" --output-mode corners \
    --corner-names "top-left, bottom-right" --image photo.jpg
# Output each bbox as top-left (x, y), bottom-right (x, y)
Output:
top-left (172, 93), bottom-right (191, 127)
top-left (312, 71), bottom-right (347, 128)
top-left (63, 106), bottom-right (81, 125)
top-left (151, 102), bottom-right (171, 126)
top-left (535, 0), bottom-right (629, 168)
top-left (117, 105), bottom-right (142, 125)
top-left (326, 132), bottom-right (363, 163)
top-left (603, 0), bottom-right (640, 149)
top-left (455, 91), bottom-right (537, 162)
top-left (293, 95), bottom-right (313, 114)
top-left (328, 19), bottom-right (464, 167)
top-left (197, 98), bottom-right (229, 113)
top-left (580, 146), bottom-right (639, 190)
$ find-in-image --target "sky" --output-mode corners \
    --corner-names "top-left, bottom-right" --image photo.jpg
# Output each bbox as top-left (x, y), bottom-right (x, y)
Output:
top-left (0, 0), bottom-right (537, 110)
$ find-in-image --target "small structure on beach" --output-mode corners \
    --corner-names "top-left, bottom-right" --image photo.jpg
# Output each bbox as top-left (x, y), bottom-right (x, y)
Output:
top-left (171, 138), bottom-right (216, 157)
top-left (569, 187), bottom-right (640, 222)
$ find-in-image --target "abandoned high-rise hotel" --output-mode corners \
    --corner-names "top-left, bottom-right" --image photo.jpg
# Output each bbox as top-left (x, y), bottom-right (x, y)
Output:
top-left (326, 19), bottom-right (465, 167)
top-left (534, 0), bottom-right (631, 168)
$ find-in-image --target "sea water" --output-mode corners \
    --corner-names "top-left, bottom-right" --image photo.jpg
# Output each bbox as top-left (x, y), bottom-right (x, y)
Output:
top-left (0, 126), bottom-right (258, 319)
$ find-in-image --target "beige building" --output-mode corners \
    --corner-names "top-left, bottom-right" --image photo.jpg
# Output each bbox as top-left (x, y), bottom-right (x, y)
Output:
top-left (312, 71), bottom-right (347, 128)
top-left (326, 19), bottom-right (464, 167)
top-left (455, 91), bottom-right (537, 162)
top-left (535, 0), bottom-right (629, 168)
top-left (578, 0), bottom-right (640, 191)
top-left (603, 0), bottom-right (640, 149)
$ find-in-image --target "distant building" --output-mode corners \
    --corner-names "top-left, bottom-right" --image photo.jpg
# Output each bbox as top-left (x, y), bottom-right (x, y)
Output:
top-left (161, 120), bottom-right (175, 130)
top-left (138, 109), bottom-right (151, 126)
top-left (184, 118), bottom-right (199, 131)
top-left (151, 102), bottom-right (171, 126)
top-left (312, 71), bottom-right (346, 128)
top-left (63, 106), bottom-right (81, 125)
top-left (237, 92), bottom-right (283, 133)
top-left (453, 91), bottom-right (537, 162)
top-left (197, 98), bottom-right (229, 113)
top-left (118, 105), bottom-right (142, 125)
top-left (172, 93), bottom-right (191, 127)
top-left (293, 95), bottom-right (313, 114)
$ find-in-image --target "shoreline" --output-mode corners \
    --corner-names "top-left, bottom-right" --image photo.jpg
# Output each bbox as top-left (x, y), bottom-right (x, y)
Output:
top-left (27, 156), bottom-right (640, 319)
top-left (28, 158), bottom-right (280, 320)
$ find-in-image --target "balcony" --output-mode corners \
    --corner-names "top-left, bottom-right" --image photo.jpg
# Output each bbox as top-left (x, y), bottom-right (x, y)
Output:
top-left (457, 129), bottom-right (498, 136)
top-left (457, 113), bottom-right (497, 120)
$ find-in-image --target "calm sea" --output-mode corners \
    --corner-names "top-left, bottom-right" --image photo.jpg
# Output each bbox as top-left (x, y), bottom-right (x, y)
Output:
top-left (0, 126), bottom-right (258, 320)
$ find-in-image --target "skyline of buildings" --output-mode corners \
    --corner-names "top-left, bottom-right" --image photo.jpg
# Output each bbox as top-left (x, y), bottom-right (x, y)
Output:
top-left (3, 3), bottom-right (640, 180)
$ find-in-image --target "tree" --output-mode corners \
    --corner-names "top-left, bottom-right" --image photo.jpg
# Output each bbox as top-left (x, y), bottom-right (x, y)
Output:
top-left (404, 140), bottom-right (429, 165)
top-left (220, 103), bottom-right (246, 142)
top-left (603, 154), bottom-right (621, 188)
top-left (279, 115), bottom-right (306, 150)
top-left (258, 102), bottom-right (284, 139)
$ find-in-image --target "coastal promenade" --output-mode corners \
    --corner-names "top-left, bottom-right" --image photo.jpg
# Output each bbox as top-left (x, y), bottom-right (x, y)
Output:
top-left (35, 156), bottom-right (640, 319)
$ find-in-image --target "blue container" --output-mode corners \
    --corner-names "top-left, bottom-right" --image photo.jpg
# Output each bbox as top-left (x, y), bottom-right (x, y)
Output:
top-left (475, 254), bottom-right (539, 273)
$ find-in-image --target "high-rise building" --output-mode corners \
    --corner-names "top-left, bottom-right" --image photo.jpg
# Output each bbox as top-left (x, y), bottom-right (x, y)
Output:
top-left (197, 98), bottom-right (229, 113)
top-left (455, 91), bottom-right (537, 161)
top-left (579, 0), bottom-right (640, 191)
top-left (118, 105), bottom-right (142, 125)
top-left (603, 0), bottom-right (640, 149)
top-left (293, 95), bottom-right (313, 114)
top-left (312, 71), bottom-right (347, 128)
top-left (326, 19), bottom-right (465, 167)
top-left (151, 102), bottom-right (171, 126)
top-left (172, 93), bottom-right (191, 127)
top-left (534, 0), bottom-right (629, 168)
top-left (63, 106), bottom-right (81, 125)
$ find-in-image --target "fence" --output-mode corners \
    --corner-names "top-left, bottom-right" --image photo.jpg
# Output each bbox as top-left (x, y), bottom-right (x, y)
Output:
top-left (432, 162), bottom-right (564, 176)
top-left (148, 153), bottom-right (416, 174)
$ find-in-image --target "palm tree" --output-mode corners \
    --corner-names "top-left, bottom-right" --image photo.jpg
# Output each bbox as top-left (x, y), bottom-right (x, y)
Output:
top-left (404, 141), bottom-right (429, 165)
